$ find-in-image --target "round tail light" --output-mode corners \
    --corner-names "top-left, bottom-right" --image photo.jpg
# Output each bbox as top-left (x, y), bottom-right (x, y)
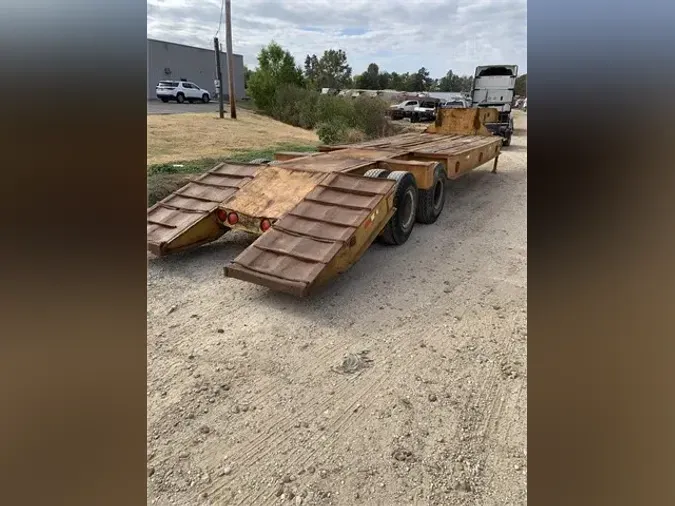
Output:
top-left (216, 209), bottom-right (227, 222)
top-left (260, 218), bottom-right (271, 232)
top-left (227, 212), bottom-right (239, 225)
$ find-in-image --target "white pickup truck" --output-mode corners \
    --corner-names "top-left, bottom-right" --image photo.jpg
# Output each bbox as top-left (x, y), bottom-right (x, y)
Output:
top-left (410, 98), bottom-right (442, 123)
top-left (388, 99), bottom-right (422, 120)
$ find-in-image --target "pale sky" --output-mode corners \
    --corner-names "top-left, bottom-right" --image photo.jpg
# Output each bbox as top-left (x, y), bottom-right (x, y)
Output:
top-left (147, 0), bottom-right (527, 78)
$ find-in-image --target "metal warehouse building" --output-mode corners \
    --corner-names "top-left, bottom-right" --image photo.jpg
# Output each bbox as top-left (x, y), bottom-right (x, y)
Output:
top-left (147, 39), bottom-right (245, 100)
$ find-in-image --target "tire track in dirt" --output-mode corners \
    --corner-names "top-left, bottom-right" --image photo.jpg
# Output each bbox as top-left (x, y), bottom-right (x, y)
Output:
top-left (246, 257), bottom-right (520, 504)
top-left (209, 273), bottom-right (492, 503)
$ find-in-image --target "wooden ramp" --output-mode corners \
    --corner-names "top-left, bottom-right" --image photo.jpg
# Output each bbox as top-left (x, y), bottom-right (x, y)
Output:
top-left (224, 172), bottom-right (396, 296)
top-left (147, 162), bottom-right (259, 256)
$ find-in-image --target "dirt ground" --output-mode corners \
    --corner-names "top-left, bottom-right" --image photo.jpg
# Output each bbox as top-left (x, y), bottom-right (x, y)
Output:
top-left (147, 110), bottom-right (319, 165)
top-left (147, 111), bottom-right (527, 505)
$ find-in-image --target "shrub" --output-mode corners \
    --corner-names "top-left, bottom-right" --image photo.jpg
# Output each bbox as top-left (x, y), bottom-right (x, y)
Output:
top-left (352, 95), bottom-right (391, 138)
top-left (271, 85), bottom-right (320, 129)
top-left (298, 90), bottom-right (320, 129)
top-left (248, 71), bottom-right (277, 113)
top-left (264, 85), bottom-right (393, 142)
top-left (342, 128), bottom-right (367, 144)
top-left (316, 94), bottom-right (357, 127)
top-left (316, 120), bottom-right (349, 145)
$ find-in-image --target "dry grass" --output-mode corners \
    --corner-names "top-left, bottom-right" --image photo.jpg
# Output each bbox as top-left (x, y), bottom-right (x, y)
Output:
top-left (147, 109), bottom-right (320, 165)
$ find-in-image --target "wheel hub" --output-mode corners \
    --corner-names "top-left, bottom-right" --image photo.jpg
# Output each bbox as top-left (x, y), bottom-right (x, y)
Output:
top-left (433, 179), bottom-right (444, 211)
top-left (400, 188), bottom-right (415, 231)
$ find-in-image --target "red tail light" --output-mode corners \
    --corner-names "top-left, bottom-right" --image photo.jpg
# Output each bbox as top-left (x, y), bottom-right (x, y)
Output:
top-left (227, 212), bottom-right (239, 225)
top-left (216, 209), bottom-right (227, 222)
top-left (260, 218), bottom-right (271, 232)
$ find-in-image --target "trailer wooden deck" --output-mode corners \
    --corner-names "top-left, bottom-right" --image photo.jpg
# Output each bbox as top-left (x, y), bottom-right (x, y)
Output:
top-left (317, 132), bottom-right (501, 179)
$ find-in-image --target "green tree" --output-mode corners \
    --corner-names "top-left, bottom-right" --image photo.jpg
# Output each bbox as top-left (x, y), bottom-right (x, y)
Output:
top-left (378, 71), bottom-right (391, 90)
top-left (408, 67), bottom-right (433, 91)
top-left (515, 74), bottom-right (527, 96)
top-left (353, 63), bottom-right (381, 89)
top-left (436, 70), bottom-right (474, 92)
top-left (318, 49), bottom-right (352, 89)
top-left (243, 65), bottom-right (254, 89)
top-left (437, 70), bottom-right (456, 92)
top-left (388, 71), bottom-right (404, 90)
top-left (303, 49), bottom-right (352, 90)
top-left (303, 54), bottom-right (320, 89)
top-left (248, 41), bottom-right (304, 112)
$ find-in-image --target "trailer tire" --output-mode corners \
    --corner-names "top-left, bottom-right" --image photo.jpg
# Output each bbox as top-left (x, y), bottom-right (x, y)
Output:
top-left (502, 134), bottom-right (511, 147)
top-left (416, 162), bottom-right (446, 224)
top-left (363, 168), bottom-right (390, 179)
top-left (380, 171), bottom-right (418, 245)
top-left (249, 158), bottom-right (272, 165)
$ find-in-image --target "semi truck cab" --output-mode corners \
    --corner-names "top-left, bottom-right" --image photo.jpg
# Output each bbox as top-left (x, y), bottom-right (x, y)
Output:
top-left (471, 65), bottom-right (518, 146)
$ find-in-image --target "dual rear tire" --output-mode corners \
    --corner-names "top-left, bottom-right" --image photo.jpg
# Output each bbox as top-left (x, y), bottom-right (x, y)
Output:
top-left (416, 162), bottom-right (446, 224)
top-left (364, 169), bottom-right (418, 245)
top-left (364, 163), bottom-right (447, 245)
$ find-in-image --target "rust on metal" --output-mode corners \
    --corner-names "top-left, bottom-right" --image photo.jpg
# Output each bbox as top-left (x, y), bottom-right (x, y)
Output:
top-left (274, 215), bottom-right (355, 243)
top-left (289, 201), bottom-right (370, 227)
top-left (225, 172), bottom-right (396, 296)
top-left (320, 172), bottom-right (394, 195)
top-left (252, 229), bottom-right (344, 263)
top-left (426, 107), bottom-right (499, 135)
top-left (147, 162), bottom-right (260, 255)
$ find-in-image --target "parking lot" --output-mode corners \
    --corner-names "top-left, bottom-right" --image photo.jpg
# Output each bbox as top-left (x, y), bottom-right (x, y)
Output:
top-left (147, 100), bottom-right (227, 115)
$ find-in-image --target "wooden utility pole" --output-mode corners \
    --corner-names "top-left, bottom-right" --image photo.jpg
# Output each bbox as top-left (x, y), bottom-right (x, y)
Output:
top-left (213, 37), bottom-right (224, 118)
top-left (225, 0), bottom-right (237, 119)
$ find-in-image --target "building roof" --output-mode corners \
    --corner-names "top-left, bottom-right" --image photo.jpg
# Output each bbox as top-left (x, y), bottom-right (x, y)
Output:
top-left (148, 38), bottom-right (243, 57)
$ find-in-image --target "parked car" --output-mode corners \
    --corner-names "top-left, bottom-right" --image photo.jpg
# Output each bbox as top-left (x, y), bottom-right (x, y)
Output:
top-left (410, 98), bottom-right (442, 123)
top-left (388, 99), bottom-right (420, 120)
top-left (156, 80), bottom-right (211, 104)
top-left (440, 98), bottom-right (470, 109)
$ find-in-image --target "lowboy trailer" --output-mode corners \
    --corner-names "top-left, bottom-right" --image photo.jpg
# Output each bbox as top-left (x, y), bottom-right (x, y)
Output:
top-left (147, 108), bottom-right (504, 296)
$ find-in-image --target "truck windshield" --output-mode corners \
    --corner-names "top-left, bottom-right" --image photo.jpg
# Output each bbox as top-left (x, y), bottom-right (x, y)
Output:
top-left (478, 67), bottom-right (514, 77)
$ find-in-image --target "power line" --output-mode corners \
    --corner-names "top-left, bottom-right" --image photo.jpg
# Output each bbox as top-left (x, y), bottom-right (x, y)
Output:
top-left (214, 0), bottom-right (225, 37)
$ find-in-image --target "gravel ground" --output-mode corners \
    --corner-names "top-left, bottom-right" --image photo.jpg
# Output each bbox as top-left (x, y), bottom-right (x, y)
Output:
top-left (147, 112), bottom-right (527, 505)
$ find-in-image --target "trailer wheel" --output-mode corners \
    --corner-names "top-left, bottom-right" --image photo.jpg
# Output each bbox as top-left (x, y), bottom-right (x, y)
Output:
top-left (380, 171), bottom-right (418, 245)
top-left (416, 162), bottom-right (446, 224)
top-left (502, 134), bottom-right (512, 147)
top-left (363, 168), bottom-right (390, 179)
